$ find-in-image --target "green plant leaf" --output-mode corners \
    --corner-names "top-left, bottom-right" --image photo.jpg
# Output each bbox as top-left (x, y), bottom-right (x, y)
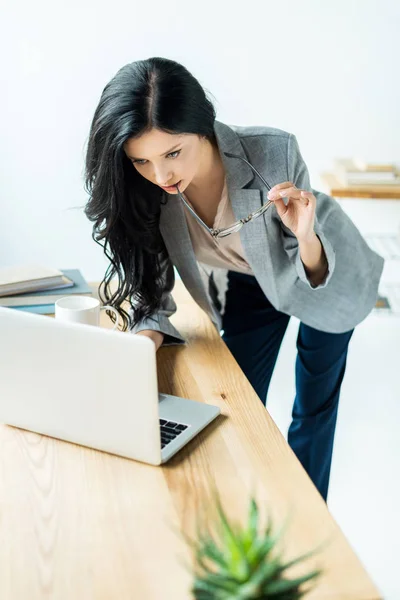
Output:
top-left (213, 498), bottom-right (250, 580)
top-left (246, 533), bottom-right (280, 570)
top-left (240, 498), bottom-right (263, 554)
top-left (252, 557), bottom-right (283, 586)
top-left (231, 558), bottom-right (283, 599)
top-left (194, 572), bottom-right (240, 593)
top-left (277, 547), bottom-right (321, 573)
top-left (197, 538), bottom-right (232, 574)
top-left (193, 575), bottom-right (237, 599)
top-left (263, 569), bottom-right (322, 596)
top-left (248, 498), bottom-right (259, 538)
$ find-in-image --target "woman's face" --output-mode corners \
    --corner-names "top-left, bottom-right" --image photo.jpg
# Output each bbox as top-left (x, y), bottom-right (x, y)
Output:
top-left (123, 128), bottom-right (207, 194)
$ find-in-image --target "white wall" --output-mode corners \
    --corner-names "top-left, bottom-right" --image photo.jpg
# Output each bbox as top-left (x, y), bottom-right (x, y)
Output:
top-left (1, 0), bottom-right (399, 280)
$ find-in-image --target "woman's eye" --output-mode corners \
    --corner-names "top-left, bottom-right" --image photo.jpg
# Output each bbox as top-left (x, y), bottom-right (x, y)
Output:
top-left (167, 150), bottom-right (181, 159)
top-left (131, 149), bottom-right (181, 166)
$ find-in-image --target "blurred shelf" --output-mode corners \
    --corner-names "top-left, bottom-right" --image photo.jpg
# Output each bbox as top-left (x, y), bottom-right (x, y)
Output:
top-left (321, 173), bottom-right (400, 199)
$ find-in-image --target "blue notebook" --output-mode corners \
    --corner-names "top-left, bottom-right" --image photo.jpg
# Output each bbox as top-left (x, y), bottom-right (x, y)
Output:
top-left (13, 304), bottom-right (60, 314)
top-left (10, 269), bottom-right (93, 313)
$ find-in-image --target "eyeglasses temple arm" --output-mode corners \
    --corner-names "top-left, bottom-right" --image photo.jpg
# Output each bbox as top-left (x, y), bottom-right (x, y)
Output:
top-left (223, 152), bottom-right (273, 191)
top-left (174, 186), bottom-right (215, 234)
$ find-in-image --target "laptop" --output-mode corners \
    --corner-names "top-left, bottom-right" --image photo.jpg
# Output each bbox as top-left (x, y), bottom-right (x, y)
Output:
top-left (0, 307), bottom-right (220, 465)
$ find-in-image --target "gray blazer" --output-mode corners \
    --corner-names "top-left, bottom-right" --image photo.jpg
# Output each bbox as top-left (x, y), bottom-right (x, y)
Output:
top-left (131, 120), bottom-right (384, 345)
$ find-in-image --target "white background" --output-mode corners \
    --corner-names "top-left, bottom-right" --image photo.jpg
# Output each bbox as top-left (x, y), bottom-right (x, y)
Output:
top-left (1, 0), bottom-right (399, 279)
top-left (1, 1), bottom-right (400, 597)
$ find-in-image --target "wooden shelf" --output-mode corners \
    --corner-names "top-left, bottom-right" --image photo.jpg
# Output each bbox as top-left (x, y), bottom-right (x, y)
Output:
top-left (321, 172), bottom-right (400, 199)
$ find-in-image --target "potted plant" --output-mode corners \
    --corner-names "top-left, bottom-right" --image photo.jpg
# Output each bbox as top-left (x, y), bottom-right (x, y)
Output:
top-left (183, 495), bottom-right (322, 599)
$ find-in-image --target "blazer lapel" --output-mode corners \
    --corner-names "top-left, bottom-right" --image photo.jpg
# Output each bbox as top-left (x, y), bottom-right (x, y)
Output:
top-left (214, 122), bottom-right (278, 305)
top-left (159, 192), bottom-right (217, 319)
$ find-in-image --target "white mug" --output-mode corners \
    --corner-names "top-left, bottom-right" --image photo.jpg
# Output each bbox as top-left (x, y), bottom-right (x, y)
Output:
top-left (55, 296), bottom-right (120, 330)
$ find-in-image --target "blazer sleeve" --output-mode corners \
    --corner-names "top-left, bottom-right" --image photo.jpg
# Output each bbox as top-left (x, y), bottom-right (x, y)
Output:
top-left (280, 134), bottom-right (336, 289)
top-left (129, 259), bottom-right (186, 347)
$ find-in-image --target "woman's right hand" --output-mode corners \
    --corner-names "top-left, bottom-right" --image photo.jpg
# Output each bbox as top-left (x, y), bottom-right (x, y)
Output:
top-left (136, 329), bottom-right (164, 351)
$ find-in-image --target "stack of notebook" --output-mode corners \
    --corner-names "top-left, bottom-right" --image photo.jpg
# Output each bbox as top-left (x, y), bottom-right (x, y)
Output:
top-left (0, 265), bottom-right (93, 314)
top-left (333, 158), bottom-right (400, 186)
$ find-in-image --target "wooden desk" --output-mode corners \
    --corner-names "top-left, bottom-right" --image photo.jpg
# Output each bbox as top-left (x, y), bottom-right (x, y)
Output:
top-left (321, 172), bottom-right (400, 199)
top-left (0, 281), bottom-right (381, 599)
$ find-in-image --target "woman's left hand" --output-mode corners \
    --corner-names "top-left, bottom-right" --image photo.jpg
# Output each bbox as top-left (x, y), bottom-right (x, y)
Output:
top-left (267, 182), bottom-right (316, 242)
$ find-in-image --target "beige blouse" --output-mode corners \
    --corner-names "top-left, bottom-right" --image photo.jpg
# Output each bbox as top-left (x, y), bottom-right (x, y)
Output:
top-left (182, 178), bottom-right (254, 275)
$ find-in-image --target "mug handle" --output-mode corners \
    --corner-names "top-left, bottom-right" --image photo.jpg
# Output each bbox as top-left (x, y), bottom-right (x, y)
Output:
top-left (101, 305), bottom-right (120, 331)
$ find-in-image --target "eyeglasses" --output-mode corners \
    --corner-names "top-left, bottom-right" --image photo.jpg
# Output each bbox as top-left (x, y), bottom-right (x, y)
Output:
top-left (174, 151), bottom-right (274, 239)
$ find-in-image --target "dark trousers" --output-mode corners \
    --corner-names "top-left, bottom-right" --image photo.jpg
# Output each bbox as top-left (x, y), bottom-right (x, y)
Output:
top-left (221, 271), bottom-right (354, 501)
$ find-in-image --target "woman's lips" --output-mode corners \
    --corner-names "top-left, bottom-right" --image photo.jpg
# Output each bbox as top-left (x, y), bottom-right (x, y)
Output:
top-left (161, 180), bottom-right (181, 191)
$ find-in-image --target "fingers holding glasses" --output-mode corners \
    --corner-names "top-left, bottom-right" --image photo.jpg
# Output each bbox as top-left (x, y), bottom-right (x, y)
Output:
top-left (266, 182), bottom-right (317, 240)
top-left (267, 183), bottom-right (310, 205)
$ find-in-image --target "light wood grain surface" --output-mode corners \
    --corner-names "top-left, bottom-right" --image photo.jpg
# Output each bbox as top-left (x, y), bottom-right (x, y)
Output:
top-left (0, 280), bottom-right (381, 599)
top-left (321, 172), bottom-right (400, 199)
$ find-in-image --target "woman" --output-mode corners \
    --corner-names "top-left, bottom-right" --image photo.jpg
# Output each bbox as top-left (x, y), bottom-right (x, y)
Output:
top-left (84, 57), bottom-right (384, 501)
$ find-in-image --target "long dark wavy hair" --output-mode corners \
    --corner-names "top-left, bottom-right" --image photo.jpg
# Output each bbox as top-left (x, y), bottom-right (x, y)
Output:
top-left (84, 57), bottom-right (216, 330)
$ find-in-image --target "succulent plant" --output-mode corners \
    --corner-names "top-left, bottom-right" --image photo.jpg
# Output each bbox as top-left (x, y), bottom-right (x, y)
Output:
top-left (186, 495), bottom-right (322, 599)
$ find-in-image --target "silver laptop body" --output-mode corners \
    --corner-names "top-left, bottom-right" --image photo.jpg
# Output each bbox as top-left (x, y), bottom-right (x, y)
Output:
top-left (0, 307), bottom-right (220, 465)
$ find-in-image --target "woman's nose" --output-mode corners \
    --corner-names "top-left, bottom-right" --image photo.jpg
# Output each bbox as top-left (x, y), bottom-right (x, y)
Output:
top-left (154, 166), bottom-right (173, 186)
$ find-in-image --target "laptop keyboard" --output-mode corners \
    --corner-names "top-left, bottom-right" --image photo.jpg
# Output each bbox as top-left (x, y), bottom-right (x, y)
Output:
top-left (159, 419), bottom-right (189, 449)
